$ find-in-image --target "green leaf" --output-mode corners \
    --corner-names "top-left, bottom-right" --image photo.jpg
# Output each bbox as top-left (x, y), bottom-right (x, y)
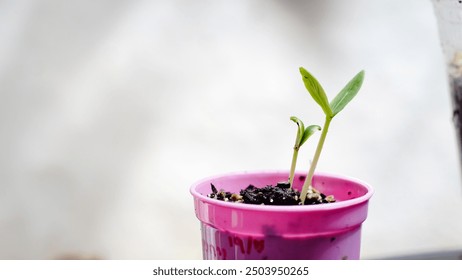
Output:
top-left (300, 125), bottom-right (321, 146)
top-left (290, 116), bottom-right (305, 147)
top-left (330, 70), bottom-right (365, 117)
top-left (299, 67), bottom-right (333, 117)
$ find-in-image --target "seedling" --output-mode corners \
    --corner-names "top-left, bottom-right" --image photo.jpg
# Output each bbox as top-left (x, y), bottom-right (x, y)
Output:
top-left (288, 117), bottom-right (320, 187)
top-left (298, 67), bottom-right (365, 204)
top-left (208, 67), bottom-right (365, 206)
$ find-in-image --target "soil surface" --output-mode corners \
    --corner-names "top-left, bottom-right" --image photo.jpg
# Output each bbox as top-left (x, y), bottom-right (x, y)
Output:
top-left (208, 182), bottom-right (335, 205)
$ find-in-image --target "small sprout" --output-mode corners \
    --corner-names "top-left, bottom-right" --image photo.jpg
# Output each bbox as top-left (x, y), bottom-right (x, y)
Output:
top-left (298, 67), bottom-right (365, 204)
top-left (288, 116), bottom-right (321, 188)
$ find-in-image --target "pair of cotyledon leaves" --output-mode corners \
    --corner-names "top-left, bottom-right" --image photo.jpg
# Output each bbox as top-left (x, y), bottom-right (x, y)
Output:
top-left (291, 67), bottom-right (365, 149)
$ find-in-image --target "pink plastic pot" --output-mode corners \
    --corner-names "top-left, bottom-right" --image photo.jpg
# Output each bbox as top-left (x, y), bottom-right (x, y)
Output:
top-left (190, 171), bottom-right (373, 260)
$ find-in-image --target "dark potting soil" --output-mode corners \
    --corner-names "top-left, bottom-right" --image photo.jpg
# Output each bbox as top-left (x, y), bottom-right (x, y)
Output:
top-left (208, 182), bottom-right (335, 206)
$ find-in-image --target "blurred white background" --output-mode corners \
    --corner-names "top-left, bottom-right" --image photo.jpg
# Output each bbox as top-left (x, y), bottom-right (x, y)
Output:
top-left (1, 0), bottom-right (462, 259)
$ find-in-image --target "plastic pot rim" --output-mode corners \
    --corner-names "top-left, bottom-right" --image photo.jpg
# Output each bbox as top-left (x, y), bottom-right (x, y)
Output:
top-left (190, 170), bottom-right (374, 213)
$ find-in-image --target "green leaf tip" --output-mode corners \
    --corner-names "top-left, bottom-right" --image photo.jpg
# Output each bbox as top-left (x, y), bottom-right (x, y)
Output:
top-left (290, 116), bottom-right (305, 149)
top-left (300, 125), bottom-right (321, 146)
top-left (290, 116), bottom-right (304, 128)
top-left (330, 70), bottom-right (365, 117)
top-left (290, 116), bottom-right (321, 149)
top-left (299, 67), bottom-right (333, 117)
